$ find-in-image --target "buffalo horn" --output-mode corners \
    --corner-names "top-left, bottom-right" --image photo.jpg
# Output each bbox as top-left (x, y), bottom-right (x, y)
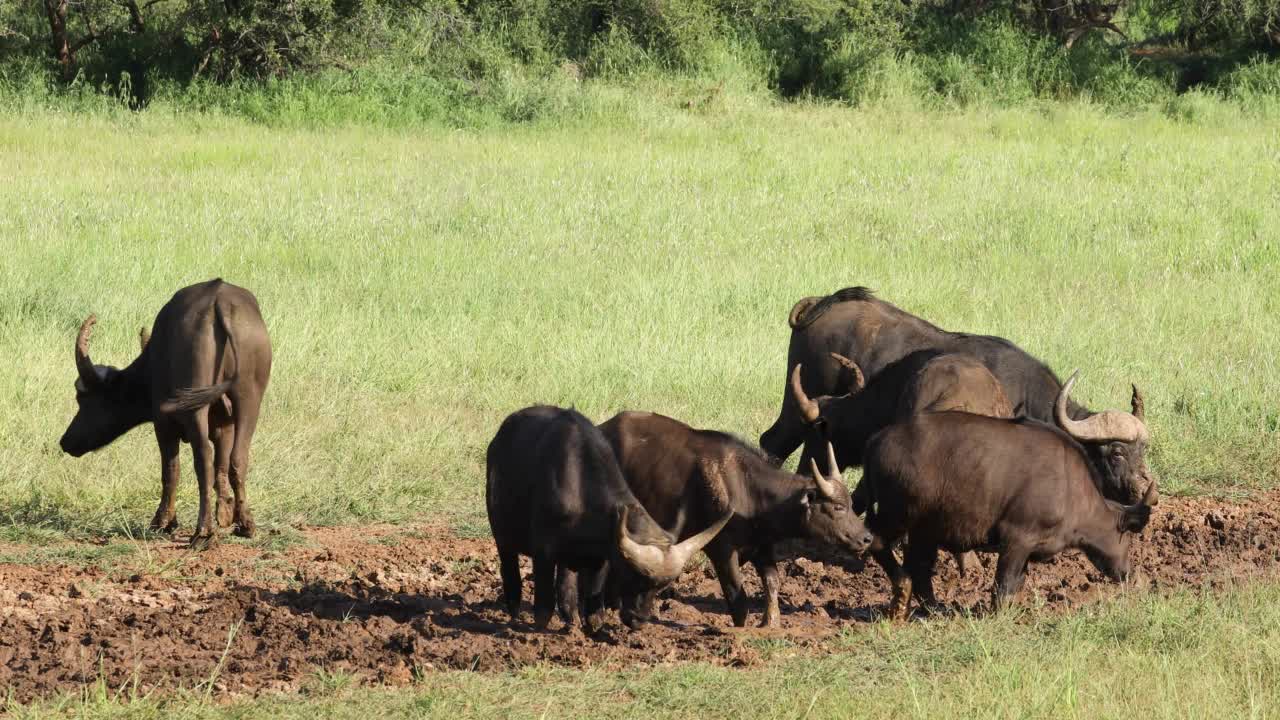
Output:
top-left (75, 315), bottom-right (100, 388)
top-left (139, 326), bottom-right (150, 352)
top-left (808, 442), bottom-right (845, 501)
top-left (1131, 384), bottom-right (1145, 421)
top-left (1140, 481), bottom-right (1158, 508)
top-left (790, 364), bottom-right (821, 424)
top-left (665, 510), bottom-right (733, 574)
top-left (1054, 370), bottom-right (1150, 444)
top-left (828, 352), bottom-right (866, 393)
top-left (617, 506), bottom-right (732, 582)
top-left (826, 440), bottom-right (844, 483)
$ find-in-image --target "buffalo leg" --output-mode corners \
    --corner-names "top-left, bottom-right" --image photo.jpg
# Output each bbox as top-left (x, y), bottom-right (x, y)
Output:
top-left (212, 424), bottom-right (235, 529)
top-left (904, 542), bottom-right (940, 611)
top-left (579, 565), bottom-right (610, 633)
top-left (992, 546), bottom-right (1031, 612)
top-left (709, 546), bottom-right (750, 627)
top-left (150, 427), bottom-right (181, 533)
top-left (497, 547), bottom-right (522, 622)
top-left (871, 545), bottom-right (911, 621)
top-left (228, 399), bottom-right (259, 538)
top-left (753, 547), bottom-right (782, 628)
top-left (531, 553), bottom-right (557, 630)
top-left (187, 412), bottom-right (218, 550)
top-left (556, 566), bottom-right (579, 627)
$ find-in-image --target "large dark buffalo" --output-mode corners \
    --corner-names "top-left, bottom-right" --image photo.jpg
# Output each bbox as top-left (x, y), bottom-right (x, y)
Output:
top-left (60, 279), bottom-right (272, 548)
top-left (486, 405), bottom-right (730, 631)
top-left (790, 349), bottom-right (1013, 476)
top-left (790, 350), bottom-right (1013, 575)
top-left (599, 411), bottom-right (873, 628)
top-left (761, 286), bottom-right (1155, 505)
top-left (858, 372), bottom-right (1157, 619)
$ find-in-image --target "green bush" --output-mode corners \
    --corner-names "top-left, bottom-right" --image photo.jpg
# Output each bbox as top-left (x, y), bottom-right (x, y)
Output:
top-left (1221, 54), bottom-right (1280, 97)
top-left (1161, 86), bottom-right (1235, 122)
top-left (912, 16), bottom-right (1074, 106)
top-left (2, 0), bottom-right (1279, 121)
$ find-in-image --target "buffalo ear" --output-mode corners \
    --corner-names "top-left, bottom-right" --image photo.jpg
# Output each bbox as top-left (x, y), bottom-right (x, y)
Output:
top-left (1119, 505), bottom-right (1152, 534)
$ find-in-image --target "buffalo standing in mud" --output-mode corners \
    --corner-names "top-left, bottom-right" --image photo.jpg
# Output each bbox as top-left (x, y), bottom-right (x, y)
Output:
top-left (858, 372), bottom-right (1158, 618)
top-left (761, 287), bottom-right (1157, 505)
top-left (599, 411), bottom-right (873, 628)
top-left (486, 405), bottom-right (730, 631)
top-left (790, 349), bottom-right (1013, 575)
top-left (60, 279), bottom-right (272, 548)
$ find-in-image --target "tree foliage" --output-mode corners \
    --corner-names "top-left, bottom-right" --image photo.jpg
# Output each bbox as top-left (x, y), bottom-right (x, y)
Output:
top-left (0, 0), bottom-right (1276, 106)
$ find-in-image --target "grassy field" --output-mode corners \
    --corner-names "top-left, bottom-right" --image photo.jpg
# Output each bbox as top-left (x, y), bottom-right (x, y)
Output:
top-left (2, 99), bottom-right (1280, 716)
top-left (2, 103), bottom-right (1277, 541)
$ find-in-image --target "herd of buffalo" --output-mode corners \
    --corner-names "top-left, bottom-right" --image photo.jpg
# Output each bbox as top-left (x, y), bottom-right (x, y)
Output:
top-left (59, 279), bottom-right (1158, 631)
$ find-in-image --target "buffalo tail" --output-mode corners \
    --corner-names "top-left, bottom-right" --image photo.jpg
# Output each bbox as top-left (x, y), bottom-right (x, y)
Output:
top-left (159, 299), bottom-right (239, 414)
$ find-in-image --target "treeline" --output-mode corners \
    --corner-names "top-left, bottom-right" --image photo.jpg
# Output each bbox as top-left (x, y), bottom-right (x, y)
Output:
top-left (1, 1), bottom-right (1278, 119)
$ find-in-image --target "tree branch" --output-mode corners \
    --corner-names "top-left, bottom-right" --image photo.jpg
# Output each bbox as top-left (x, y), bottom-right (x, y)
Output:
top-left (68, 30), bottom-right (99, 53)
top-left (120, 0), bottom-right (145, 32)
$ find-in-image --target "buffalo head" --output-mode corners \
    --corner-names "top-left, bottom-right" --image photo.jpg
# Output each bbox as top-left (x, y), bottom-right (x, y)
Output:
top-left (789, 356), bottom-right (866, 473)
top-left (798, 442), bottom-right (873, 553)
top-left (60, 316), bottom-right (150, 457)
top-left (1054, 371), bottom-right (1157, 506)
top-left (1082, 482), bottom-right (1158, 582)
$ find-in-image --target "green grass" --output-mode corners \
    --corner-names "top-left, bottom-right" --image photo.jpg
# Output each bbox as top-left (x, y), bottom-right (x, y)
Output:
top-left (3, 86), bottom-right (1280, 718)
top-left (10, 581), bottom-right (1280, 718)
top-left (1, 102), bottom-right (1278, 539)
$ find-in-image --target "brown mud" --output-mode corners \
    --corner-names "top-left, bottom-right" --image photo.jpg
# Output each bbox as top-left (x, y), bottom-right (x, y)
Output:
top-left (3, 491), bottom-right (1279, 703)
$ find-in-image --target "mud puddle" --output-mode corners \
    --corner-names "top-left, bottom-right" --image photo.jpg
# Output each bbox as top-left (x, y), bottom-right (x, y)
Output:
top-left (3, 491), bottom-right (1279, 703)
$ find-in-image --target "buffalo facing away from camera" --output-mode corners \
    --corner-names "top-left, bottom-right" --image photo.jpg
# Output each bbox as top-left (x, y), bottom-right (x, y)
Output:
top-left (857, 372), bottom-right (1157, 619)
top-left (762, 287), bottom-right (1156, 505)
top-left (599, 411), bottom-right (873, 628)
top-left (60, 279), bottom-right (272, 548)
top-left (486, 406), bottom-right (730, 631)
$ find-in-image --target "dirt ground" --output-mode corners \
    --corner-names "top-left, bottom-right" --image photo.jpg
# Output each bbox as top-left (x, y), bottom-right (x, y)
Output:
top-left (3, 491), bottom-right (1280, 703)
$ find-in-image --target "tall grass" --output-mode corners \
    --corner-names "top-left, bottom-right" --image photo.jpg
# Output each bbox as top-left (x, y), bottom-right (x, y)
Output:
top-left (0, 103), bottom-right (1276, 538)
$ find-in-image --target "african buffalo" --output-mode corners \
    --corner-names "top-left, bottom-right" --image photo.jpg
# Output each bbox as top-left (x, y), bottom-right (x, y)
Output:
top-left (790, 350), bottom-right (1013, 575)
top-left (768, 287), bottom-right (1068, 435)
top-left (599, 411), bottom-right (873, 628)
top-left (761, 287), bottom-right (1156, 505)
top-left (486, 405), bottom-right (730, 631)
top-left (790, 349), bottom-right (1013, 477)
top-left (60, 279), bottom-right (271, 548)
top-left (858, 372), bottom-right (1157, 619)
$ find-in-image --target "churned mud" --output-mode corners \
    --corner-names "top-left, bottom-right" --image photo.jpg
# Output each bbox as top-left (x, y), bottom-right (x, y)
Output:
top-left (3, 491), bottom-right (1280, 703)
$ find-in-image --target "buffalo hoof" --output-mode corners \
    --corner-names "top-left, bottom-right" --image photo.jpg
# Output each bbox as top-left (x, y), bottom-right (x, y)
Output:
top-left (149, 517), bottom-right (179, 535)
top-left (583, 610), bottom-right (607, 635)
top-left (233, 520), bottom-right (256, 539)
top-left (532, 608), bottom-right (554, 631)
top-left (620, 610), bottom-right (651, 630)
top-left (216, 503), bottom-right (235, 529)
top-left (189, 532), bottom-right (218, 551)
top-left (759, 603), bottom-right (781, 628)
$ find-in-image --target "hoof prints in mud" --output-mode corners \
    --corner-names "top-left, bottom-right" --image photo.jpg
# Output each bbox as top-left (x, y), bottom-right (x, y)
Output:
top-left (2, 492), bottom-right (1280, 702)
